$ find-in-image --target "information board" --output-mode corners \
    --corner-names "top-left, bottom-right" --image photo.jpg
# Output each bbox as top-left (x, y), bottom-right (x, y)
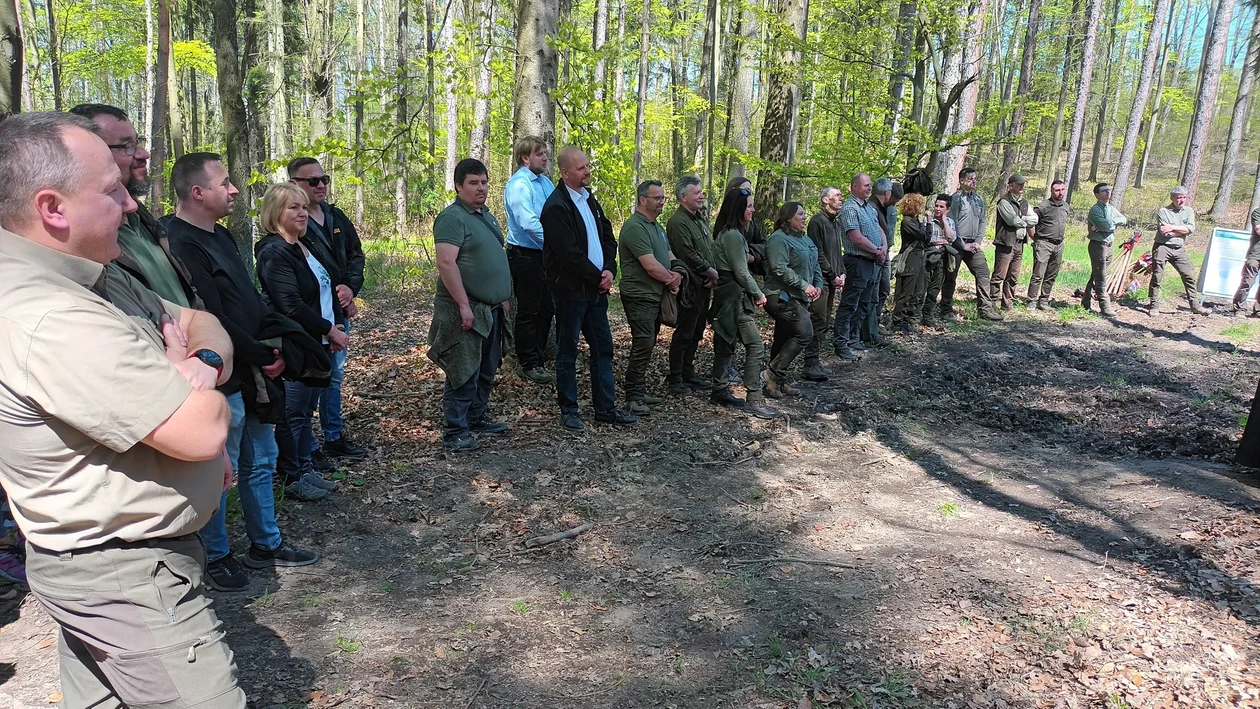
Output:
top-left (1198, 227), bottom-right (1258, 302)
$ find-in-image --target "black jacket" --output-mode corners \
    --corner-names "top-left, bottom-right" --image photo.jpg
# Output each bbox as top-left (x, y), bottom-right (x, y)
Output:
top-left (540, 184), bottom-right (617, 300)
top-left (257, 313), bottom-right (332, 388)
top-left (899, 215), bottom-right (930, 251)
top-left (119, 201), bottom-right (203, 308)
top-left (167, 217), bottom-right (276, 397)
top-left (305, 203), bottom-right (366, 295)
top-left (254, 233), bottom-right (345, 340)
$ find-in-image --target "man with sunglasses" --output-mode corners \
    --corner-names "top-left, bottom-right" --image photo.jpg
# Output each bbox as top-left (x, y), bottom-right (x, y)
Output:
top-left (68, 104), bottom-right (200, 309)
top-left (288, 157), bottom-right (368, 462)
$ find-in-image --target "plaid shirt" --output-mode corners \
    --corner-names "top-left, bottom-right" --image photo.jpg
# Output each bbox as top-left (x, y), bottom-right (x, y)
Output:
top-left (841, 195), bottom-right (885, 256)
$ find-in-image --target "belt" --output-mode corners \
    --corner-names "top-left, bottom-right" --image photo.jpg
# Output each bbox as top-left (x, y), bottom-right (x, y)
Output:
top-left (31, 533), bottom-right (201, 557)
top-left (845, 253), bottom-right (877, 264)
top-left (507, 244), bottom-right (542, 254)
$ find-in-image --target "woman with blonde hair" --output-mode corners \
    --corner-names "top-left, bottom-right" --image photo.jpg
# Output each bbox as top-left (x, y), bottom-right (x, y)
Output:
top-left (255, 182), bottom-right (347, 502)
top-left (891, 192), bottom-right (930, 332)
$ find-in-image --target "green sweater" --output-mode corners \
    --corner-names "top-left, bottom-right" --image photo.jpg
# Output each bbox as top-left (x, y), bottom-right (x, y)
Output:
top-left (713, 228), bottom-right (763, 301)
top-left (765, 228), bottom-right (823, 303)
top-left (1086, 202), bottom-right (1127, 245)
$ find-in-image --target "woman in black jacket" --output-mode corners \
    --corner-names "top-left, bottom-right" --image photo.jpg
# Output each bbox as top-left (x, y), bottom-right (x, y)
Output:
top-left (890, 192), bottom-right (930, 332)
top-left (255, 182), bottom-right (347, 500)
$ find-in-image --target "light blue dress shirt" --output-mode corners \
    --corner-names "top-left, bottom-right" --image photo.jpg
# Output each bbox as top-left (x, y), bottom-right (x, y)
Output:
top-left (503, 166), bottom-right (555, 250)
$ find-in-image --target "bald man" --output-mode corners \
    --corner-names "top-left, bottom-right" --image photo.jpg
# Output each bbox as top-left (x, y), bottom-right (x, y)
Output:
top-left (540, 147), bottom-right (637, 430)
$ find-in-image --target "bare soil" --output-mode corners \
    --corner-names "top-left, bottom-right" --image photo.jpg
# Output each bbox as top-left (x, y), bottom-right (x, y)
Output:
top-left (1, 291), bottom-right (1258, 709)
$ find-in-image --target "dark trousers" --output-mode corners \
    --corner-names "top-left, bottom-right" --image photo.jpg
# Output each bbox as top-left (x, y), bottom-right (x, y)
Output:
top-left (922, 255), bottom-right (948, 324)
top-left (1233, 258), bottom-right (1260, 312)
top-left (1149, 242), bottom-right (1201, 302)
top-left (711, 308), bottom-right (766, 402)
top-left (554, 291), bottom-right (617, 416)
top-left (803, 283), bottom-right (836, 365)
top-left (668, 284), bottom-right (711, 382)
top-left (939, 246), bottom-right (995, 316)
top-left (1084, 240), bottom-right (1113, 309)
top-left (622, 294), bottom-right (662, 401)
top-left (442, 309), bottom-right (502, 440)
top-left (891, 249), bottom-right (927, 324)
top-left (508, 246), bottom-right (554, 370)
top-left (990, 242), bottom-right (1025, 309)
top-left (1027, 239), bottom-right (1064, 302)
top-left (834, 255), bottom-right (878, 350)
top-left (862, 260), bottom-right (891, 341)
top-left (765, 296), bottom-right (813, 379)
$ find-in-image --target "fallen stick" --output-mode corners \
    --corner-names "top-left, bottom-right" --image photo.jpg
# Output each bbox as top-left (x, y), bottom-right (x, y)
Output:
top-left (732, 556), bottom-right (857, 569)
top-left (463, 679), bottom-right (487, 709)
top-left (688, 454), bottom-right (756, 467)
top-left (523, 522), bottom-right (595, 548)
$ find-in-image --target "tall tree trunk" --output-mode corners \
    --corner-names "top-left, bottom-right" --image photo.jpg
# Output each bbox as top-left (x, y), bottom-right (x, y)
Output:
top-left (668, 3), bottom-right (687, 175)
top-left (997, 0), bottom-right (1041, 194)
top-left (425, 0), bottom-right (436, 165)
top-left (1088, 0), bottom-right (1120, 183)
top-left (1181, 0), bottom-right (1236, 204)
top-left (691, 0), bottom-right (716, 171)
top-left (1062, 0), bottom-right (1103, 202)
top-left (149, 0), bottom-right (172, 214)
top-left (612, 0), bottom-right (626, 141)
top-left (43, 0), bottom-right (59, 109)
top-left (167, 19), bottom-right (185, 160)
top-left (887, 0), bottom-right (917, 138)
top-left (395, 0), bottom-right (408, 237)
top-left (632, 0), bottom-right (650, 186)
top-left (1113, 0), bottom-right (1170, 209)
top-left (144, 0), bottom-right (155, 139)
top-left (592, 0), bottom-right (608, 101)
top-left (513, 0), bottom-right (559, 155)
top-left (727, 0), bottom-right (756, 177)
top-left (753, 0), bottom-right (807, 220)
top-left (442, 0), bottom-right (458, 192)
top-left (1100, 27), bottom-right (1127, 165)
top-left (705, 0), bottom-right (720, 193)
top-left (1, 0), bottom-right (21, 118)
top-left (1043, 0), bottom-right (1080, 193)
top-left (1209, 7), bottom-right (1260, 222)
top-left (1137, 0), bottom-right (1177, 188)
top-left (468, 0), bottom-right (494, 165)
top-left (306, 0), bottom-right (334, 144)
top-left (265, 0), bottom-right (288, 172)
top-left (354, 0), bottom-right (365, 226)
top-left (937, 0), bottom-right (990, 190)
top-left (211, 0), bottom-right (254, 265)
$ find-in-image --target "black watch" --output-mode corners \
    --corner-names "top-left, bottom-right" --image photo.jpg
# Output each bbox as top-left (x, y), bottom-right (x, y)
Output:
top-left (190, 349), bottom-right (224, 377)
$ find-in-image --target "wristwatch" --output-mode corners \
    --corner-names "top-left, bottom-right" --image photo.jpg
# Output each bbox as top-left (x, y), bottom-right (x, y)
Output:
top-left (190, 349), bottom-right (224, 378)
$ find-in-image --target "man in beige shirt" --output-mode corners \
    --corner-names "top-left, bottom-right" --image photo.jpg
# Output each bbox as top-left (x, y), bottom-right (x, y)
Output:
top-left (0, 112), bottom-right (246, 708)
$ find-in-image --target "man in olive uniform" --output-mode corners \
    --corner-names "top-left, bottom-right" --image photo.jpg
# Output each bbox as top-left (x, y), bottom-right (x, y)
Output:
top-left (990, 174), bottom-right (1036, 310)
top-left (1028, 180), bottom-right (1069, 310)
top-left (1151, 186), bottom-right (1209, 315)
top-left (1231, 207), bottom-right (1260, 315)
top-left (618, 180), bottom-right (681, 415)
top-left (803, 186), bottom-right (845, 380)
top-left (428, 159), bottom-right (513, 453)
top-left (666, 176), bottom-right (717, 394)
top-left (1084, 183), bottom-right (1124, 317)
top-left (944, 167), bottom-right (1002, 321)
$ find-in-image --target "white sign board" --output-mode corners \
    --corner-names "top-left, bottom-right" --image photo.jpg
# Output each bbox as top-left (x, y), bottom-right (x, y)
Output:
top-left (1198, 227), bottom-right (1258, 302)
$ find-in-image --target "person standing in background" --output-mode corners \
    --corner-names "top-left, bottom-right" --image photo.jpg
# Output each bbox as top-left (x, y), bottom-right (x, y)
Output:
top-left (504, 136), bottom-right (557, 384)
top-left (1027, 180), bottom-right (1069, 310)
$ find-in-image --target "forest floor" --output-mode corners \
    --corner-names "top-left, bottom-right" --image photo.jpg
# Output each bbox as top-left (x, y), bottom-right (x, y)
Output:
top-left (1, 270), bottom-right (1260, 708)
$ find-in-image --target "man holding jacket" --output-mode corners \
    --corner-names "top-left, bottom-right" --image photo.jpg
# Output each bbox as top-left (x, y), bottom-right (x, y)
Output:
top-left (666, 176), bottom-right (716, 395)
top-left (990, 174), bottom-right (1036, 311)
top-left (804, 186), bottom-right (845, 380)
top-left (541, 147), bottom-right (637, 431)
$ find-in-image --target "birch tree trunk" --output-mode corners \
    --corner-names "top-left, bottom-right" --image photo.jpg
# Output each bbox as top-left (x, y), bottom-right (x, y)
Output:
top-left (145, 0), bottom-right (155, 139)
top-left (1112, 0), bottom-right (1170, 209)
top-left (211, 0), bottom-right (255, 264)
top-left (1, 0), bottom-right (23, 118)
top-left (1208, 7), bottom-right (1259, 222)
top-left (632, 0), bottom-right (650, 185)
top-left (1062, 0), bottom-right (1103, 201)
top-left (1088, 0), bottom-right (1120, 183)
top-left (753, 0), bottom-right (808, 219)
top-left (395, 0), bottom-right (408, 237)
top-left (727, 0), bottom-right (756, 177)
top-left (1137, 0), bottom-right (1177, 188)
top-left (592, 0), bottom-right (608, 100)
top-left (469, 0), bottom-right (494, 165)
top-left (996, 0), bottom-right (1041, 194)
top-left (513, 0), bottom-right (559, 155)
top-left (1181, 0), bottom-right (1236, 204)
top-left (149, 0), bottom-right (171, 214)
top-left (442, 0), bottom-right (458, 192)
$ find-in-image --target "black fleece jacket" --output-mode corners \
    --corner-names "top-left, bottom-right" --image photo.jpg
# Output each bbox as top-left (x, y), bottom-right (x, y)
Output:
top-left (254, 233), bottom-right (344, 340)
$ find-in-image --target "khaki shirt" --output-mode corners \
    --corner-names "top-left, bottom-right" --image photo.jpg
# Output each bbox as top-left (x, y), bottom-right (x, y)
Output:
top-left (1155, 205), bottom-right (1196, 248)
top-left (0, 228), bottom-right (224, 552)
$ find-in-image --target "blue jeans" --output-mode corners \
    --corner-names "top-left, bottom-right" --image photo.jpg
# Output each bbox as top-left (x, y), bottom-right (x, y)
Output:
top-left (200, 392), bottom-right (283, 562)
top-left (834, 256), bottom-right (879, 350)
top-left (554, 291), bottom-right (616, 416)
top-left (315, 319), bottom-right (349, 445)
top-left (443, 309), bottom-right (502, 439)
top-left (284, 381), bottom-right (325, 480)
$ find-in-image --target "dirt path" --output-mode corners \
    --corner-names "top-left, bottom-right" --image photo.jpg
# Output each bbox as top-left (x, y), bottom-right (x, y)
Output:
top-left (1, 295), bottom-right (1258, 709)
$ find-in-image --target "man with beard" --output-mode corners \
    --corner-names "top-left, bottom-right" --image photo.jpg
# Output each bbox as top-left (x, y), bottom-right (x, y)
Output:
top-left (68, 104), bottom-right (199, 308)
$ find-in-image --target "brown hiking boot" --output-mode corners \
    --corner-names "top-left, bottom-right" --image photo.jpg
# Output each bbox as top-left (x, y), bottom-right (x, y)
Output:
top-left (763, 372), bottom-right (789, 399)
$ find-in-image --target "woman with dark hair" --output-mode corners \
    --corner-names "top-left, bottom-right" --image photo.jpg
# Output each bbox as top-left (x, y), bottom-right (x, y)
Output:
top-left (708, 188), bottom-right (781, 419)
top-left (891, 192), bottom-right (930, 332)
top-left (763, 202), bottom-right (822, 398)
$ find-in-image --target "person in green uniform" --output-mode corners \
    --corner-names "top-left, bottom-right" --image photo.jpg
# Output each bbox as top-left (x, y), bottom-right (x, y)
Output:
top-left (618, 180), bottom-right (682, 415)
top-left (764, 202), bottom-right (823, 399)
top-left (1231, 207), bottom-right (1260, 316)
top-left (1151, 186), bottom-right (1209, 315)
top-left (428, 159), bottom-right (513, 453)
top-left (990, 174), bottom-right (1036, 311)
top-left (708, 187), bottom-right (781, 419)
top-left (666, 176), bottom-right (718, 394)
top-left (1084, 183), bottom-right (1123, 317)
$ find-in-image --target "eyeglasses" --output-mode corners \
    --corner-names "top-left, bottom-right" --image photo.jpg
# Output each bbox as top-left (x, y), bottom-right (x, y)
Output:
top-left (106, 140), bottom-right (143, 156)
top-left (296, 176), bottom-right (331, 187)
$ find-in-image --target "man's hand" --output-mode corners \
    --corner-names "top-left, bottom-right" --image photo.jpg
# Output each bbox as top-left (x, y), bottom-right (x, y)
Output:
top-left (222, 449), bottom-right (234, 493)
top-left (174, 358), bottom-right (219, 391)
top-left (599, 270), bottom-right (614, 293)
top-left (1159, 224), bottom-right (1172, 234)
top-left (336, 284), bottom-right (355, 309)
top-left (965, 242), bottom-right (981, 253)
top-left (501, 300), bottom-right (512, 318)
top-left (458, 304), bottom-right (474, 330)
top-left (261, 349), bottom-right (285, 379)
top-left (805, 285), bottom-right (821, 301)
top-left (832, 276), bottom-right (843, 288)
top-left (754, 294), bottom-right (767, 307)
top-left (328, 325), bottom-right (350, 351)
top-left (705, 267), bottom-right (719, 288)
top-left (161, 314), bottom-right (189, 361)
top-left (344, 300), bottom-right (359, 318)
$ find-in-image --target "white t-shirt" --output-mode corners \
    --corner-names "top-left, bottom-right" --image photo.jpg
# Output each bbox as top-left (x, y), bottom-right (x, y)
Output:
top-left (304, 249), bottom-right (335, 343)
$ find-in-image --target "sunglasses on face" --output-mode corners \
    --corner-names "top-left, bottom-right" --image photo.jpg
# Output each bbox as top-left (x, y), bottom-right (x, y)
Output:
top-left (296, 176), bottom-right (331, 187)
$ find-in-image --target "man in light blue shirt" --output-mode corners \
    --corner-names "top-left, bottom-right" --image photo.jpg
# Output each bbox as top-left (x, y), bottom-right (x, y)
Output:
top-left (503, 136), bottom-right (557, 383)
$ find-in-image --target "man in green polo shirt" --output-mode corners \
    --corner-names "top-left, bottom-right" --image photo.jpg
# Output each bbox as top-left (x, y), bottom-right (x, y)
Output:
top-left (619, 180), bottom-right (682, 415)
top-left (666, 176), bottom-right (718, 394)
top-left (428, 159), bottom-right (513, 453)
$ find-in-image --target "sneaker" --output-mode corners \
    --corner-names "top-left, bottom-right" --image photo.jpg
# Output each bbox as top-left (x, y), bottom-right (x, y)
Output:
top-left (243, 541), bottom-right (319, 569)
top-left (0, 550), bottom-right (26, 584)
top-left (285, 477), bottom-right (330, 502)
top-left (594, 409), bottom-right (638, 425)
top-left (205, 554), bottom-right (248, 591)
top-left (471, 417), bottom-right (509, 434)
top-left (627, 400), bottom-right (652, 416)
top-left (710, 388), bottom-right (745, 408)
top-left (683, 375), bottom-right (712, 390)
top-left (639, 394), bottom-right (665, 405)
top-left (310, 449), bottom-right (336, 473)
top-left (302, 472), bottom-right (338, 491)
top-left (444, 434), bottom-right (480, 453)
top-left (521, 366), bottom-right (554, 383)
top-left (560, 412), bottom-right (586, 431)
top-left (746, 400), bottom-right (782, 420)
top-left (324, 437), bottom-right (367, 460)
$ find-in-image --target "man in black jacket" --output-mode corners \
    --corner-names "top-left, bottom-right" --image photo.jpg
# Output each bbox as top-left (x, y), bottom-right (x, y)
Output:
top-left (167, 153), bottom-right (320, 592)
top-left (288, 157), bottom-right (367, 463)
top-left (541, 147), bottom-right (637, 431)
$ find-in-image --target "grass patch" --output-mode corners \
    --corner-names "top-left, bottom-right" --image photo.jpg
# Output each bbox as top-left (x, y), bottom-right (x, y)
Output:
top-left (559, 589), bottom-right (576, 602)
top-left (509, 600), bottom-right (532, 616)
top-left (1056, 305), bottom-right (1097, 324)
top-left (362, 237), bottom-right (438, 294)
top-left (1221, 322), bottom-right (1258, 341)
top-left (937, 501), bottom-right (960, 518)
top-left (334, 633), bottom-right (361, 654)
